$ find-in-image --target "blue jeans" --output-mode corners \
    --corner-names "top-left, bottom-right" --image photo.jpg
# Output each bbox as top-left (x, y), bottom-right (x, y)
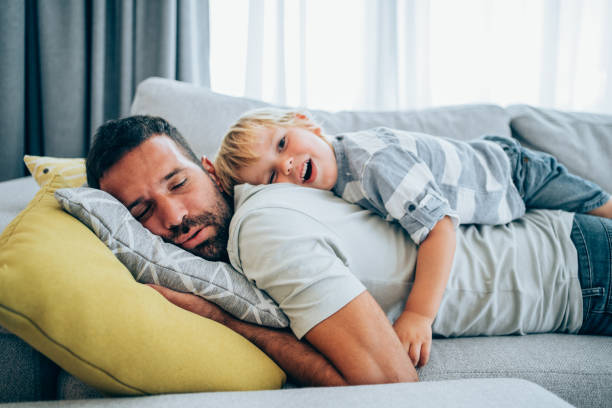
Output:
top-left (485, 136), bottom-right (610, 213)
top-left (571, 213), bottom-right (612, 335)
top-left (487, 136), bottom-right (611, 334)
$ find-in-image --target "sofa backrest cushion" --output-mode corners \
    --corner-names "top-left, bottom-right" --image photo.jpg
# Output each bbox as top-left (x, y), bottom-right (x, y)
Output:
top-left (508, 105), bottom-right (612, 194)
top-left (130, 77), bottom-right (512, 159)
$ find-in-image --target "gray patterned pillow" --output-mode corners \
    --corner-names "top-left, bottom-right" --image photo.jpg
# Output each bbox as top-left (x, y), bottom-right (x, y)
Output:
top-left (55, 187), bottom-right (288, 328)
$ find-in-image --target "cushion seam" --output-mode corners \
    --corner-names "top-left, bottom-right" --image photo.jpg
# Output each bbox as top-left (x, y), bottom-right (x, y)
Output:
top-left (0, 303), bottom-right (148, 395)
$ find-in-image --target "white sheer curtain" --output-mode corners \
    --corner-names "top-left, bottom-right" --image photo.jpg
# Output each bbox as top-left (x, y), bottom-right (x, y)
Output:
top-left (210, 0), bottom-right (612, 113)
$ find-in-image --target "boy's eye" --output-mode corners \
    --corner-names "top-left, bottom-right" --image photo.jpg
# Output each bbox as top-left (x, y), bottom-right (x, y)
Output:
top-left (278, 136), bottom-right (286, 151)
top-left (268, 171), bottom-right (276, 184)
top-left (171, 179), bottom-right (187, 190)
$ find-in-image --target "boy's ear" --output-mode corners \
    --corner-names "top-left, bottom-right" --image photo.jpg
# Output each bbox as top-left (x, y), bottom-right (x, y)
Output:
top-left (201, 156), bottom-right (225, 192)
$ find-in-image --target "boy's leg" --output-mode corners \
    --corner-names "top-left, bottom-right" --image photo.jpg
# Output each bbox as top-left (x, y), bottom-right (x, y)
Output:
top-left (486, 136), bottom-right (611, 215)
top-left (570, 213), bottom-right (612, 335)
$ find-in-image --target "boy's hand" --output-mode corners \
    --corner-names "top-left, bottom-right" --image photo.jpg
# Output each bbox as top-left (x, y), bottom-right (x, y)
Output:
top-left (392, 311), bottom-right (433, 367)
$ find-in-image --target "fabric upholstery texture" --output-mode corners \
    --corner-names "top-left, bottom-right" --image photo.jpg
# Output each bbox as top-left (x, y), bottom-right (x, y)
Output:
top-left (57, 371), bottom-right (104, 400)
top-left (0, 332), bottom-right (58, 403)
top-left (508, 104), bottom-right (612, 194)
top-left (18, 379), bottom-right (574, 408)
top-left (130, 77), bottom-right (513, 159)
top-left (0, 171), bottom-right (285, 396)
top-left (418, 334), bottom-right (612, 408)
top-left (0, 177), bottom-right (39, 233)
top-left (55, 187), bottom-right (288, 328)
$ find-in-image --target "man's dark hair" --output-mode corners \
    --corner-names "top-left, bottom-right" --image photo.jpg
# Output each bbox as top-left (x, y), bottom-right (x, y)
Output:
top-left (86, 115), bottom-right (202, 188)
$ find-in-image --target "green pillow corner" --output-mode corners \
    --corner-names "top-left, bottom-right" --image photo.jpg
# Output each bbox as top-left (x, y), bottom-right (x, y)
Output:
top-left (0, 173), bottom-right (286, 396)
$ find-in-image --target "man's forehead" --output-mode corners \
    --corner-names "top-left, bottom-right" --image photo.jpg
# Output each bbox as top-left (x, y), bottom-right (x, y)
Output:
top-left (128, 136), bottom-right (192, 169)
top-left (100, 136), bottom-right (193, 197)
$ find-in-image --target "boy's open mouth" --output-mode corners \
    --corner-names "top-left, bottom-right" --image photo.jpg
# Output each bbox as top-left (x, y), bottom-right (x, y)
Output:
top-left (301, 158), bottom-right (313, 182)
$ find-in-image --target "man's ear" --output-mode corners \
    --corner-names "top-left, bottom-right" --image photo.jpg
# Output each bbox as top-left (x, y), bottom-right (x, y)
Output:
top-left (201, 156), bottom-right (225, 192)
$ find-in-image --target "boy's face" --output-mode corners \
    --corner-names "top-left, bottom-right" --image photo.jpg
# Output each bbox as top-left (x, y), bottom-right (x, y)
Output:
top-left (236, 125), bottom-right (338, 190)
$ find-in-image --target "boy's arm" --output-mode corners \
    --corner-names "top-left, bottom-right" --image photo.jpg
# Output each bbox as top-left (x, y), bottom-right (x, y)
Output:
top-left (147, 284), bottom-right (348, 387)
top-left (393, 216), bottom-right (455, 367)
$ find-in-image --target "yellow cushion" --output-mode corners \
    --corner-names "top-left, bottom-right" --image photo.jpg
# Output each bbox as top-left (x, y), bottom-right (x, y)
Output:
top-left (0, 172), bottom-right (285, 395)
top-left (24, 155), bottom-right (86, 187)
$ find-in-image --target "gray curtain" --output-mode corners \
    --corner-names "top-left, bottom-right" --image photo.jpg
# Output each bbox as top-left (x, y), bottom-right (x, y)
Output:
top-left (0, 0), bottom-right (210, 182)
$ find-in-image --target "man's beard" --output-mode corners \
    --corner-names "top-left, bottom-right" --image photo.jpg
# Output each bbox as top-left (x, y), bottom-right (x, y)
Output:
top-left (167, 203), bottom-right (231, 262)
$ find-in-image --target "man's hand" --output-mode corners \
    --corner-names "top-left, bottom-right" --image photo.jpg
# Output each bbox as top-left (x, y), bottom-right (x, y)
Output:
top-left (392, 311), bottom-right (433, 367)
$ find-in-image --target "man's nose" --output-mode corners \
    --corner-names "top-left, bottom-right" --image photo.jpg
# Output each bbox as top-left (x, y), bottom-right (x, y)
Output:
top-left (158, 196), bottom-right (187, 230)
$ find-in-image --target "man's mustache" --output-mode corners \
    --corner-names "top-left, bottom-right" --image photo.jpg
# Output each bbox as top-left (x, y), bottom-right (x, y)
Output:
top-left (167, 213), bottom-right (220, 242)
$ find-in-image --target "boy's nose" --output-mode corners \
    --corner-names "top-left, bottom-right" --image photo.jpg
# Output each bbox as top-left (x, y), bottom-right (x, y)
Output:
top-left (283, 157), bottom-right (294, 175)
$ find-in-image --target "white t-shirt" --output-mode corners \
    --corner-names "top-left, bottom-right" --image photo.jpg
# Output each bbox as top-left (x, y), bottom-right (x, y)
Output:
top-left (228, 184), bottom-right (582, 339)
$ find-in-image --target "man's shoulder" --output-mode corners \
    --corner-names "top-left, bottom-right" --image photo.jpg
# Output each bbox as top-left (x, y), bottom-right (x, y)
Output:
top-left (232, 183), bottom-right (340, 218)
top-left (227, 184), bottom-right (355, 274)
top-left (229, 184), bottom-right (350, 245)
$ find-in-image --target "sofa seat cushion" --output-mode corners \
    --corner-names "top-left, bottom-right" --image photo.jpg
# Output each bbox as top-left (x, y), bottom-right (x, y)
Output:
top-left (419, 334), bottom-right (612, 408)
top-left (0, 177), bottom-right (39, 234)
top-left (55, 333), bottom-right (609, 407)
top-left (52, 378), bottom-right (572, 408)
top-left (0, 331), bottom-right (58, 403)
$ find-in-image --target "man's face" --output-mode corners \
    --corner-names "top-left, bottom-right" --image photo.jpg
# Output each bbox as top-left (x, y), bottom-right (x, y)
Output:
top-left (99, 135), bottom-right (232, 261)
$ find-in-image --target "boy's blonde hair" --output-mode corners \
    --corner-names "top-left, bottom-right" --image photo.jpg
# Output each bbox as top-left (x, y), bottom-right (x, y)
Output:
top-left (215, 107), bottom-right (326, 195)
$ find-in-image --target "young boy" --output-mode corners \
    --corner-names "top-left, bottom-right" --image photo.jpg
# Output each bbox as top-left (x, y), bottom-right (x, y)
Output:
top-left (214, 107), bottom-right (612, 367)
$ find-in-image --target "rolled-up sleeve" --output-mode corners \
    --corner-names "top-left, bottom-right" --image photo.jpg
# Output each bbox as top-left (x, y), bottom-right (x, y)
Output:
top-left (361, 146), bottom-right (459, 245)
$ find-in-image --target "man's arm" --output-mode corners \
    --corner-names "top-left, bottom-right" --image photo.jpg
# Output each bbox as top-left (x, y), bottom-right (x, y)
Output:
top-left (305, 291), bottom-right (418, 384)
top-left (149, 284), bottom-right (417, 386)
top-left (147, 284), bottom-right (348, 387)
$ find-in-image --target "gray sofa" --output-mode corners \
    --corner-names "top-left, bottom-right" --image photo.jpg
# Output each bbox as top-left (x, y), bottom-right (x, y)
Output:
top-left (1, 77), bottom-right (611, 407)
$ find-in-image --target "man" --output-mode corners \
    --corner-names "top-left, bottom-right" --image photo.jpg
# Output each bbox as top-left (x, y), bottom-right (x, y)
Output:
top-left (87, 116), bottom-right (611, 387)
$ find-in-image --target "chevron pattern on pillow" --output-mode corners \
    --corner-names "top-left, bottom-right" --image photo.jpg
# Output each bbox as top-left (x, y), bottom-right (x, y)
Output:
top-left (55, 187), bottom-right (288, 328)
